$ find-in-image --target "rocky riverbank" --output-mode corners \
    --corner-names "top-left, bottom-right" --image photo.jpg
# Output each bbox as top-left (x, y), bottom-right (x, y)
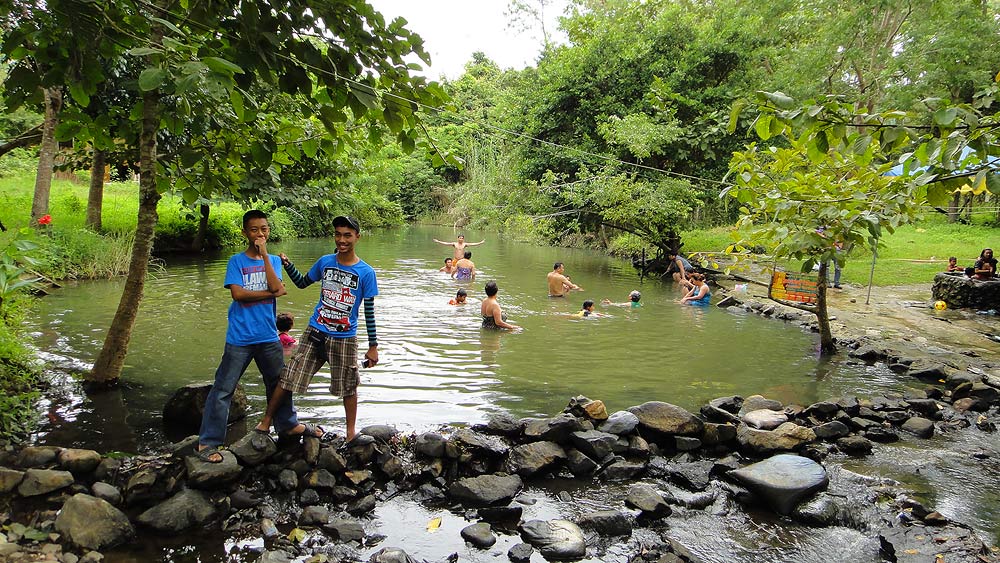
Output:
top-left (2, 360), bottom-right (999, 563)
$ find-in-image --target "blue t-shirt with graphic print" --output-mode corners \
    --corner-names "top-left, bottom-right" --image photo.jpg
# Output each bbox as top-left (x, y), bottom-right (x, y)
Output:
top-left (306, 255), bottom-right (379, 338)
top-left (224, 253), bottom-right (283, 346)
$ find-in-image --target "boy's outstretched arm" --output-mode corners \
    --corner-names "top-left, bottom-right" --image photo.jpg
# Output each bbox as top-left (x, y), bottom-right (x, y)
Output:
top-left (279, 254), bottom-right (313, 289)
top-left (363, 297), bottom-right (378, 366)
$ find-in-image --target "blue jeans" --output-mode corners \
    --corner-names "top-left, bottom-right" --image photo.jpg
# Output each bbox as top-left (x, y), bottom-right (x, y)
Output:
top-left (199, 341), bottom-right (298, 447)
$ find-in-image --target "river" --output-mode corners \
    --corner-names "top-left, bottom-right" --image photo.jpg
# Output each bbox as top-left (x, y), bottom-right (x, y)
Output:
top-left (23, 225), bottom-right (999, 561)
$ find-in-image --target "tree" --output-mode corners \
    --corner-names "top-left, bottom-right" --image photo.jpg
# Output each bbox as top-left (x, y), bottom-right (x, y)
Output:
top-left (30, 88), bottom-right (60, 224)
top-left (3, 0), bottom-right (450, 385)
top-left (725, 84), bottom-right (1000, 354)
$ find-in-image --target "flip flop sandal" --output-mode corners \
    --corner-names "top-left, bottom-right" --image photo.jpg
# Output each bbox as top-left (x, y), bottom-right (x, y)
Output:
top-left (250, 428), bottom-right (274, 452)
top-left (194, 446), bottom-right (224, 464)
top-left (285, 423), bottom-right (326, 441)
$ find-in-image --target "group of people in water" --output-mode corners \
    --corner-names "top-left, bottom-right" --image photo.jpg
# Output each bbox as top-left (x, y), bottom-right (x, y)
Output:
top-left (946, 248), bottom-right (997, 280)
top-left (433, 235), bottom-right (711, 331)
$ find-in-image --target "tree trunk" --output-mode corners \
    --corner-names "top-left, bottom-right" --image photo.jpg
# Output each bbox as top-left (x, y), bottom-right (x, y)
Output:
top-left (87, 90), bottom-right (161, 385)
top-left (86, 149), bottom-right (106, 230)
top-left (192, 203), bottom-right (209, 251)
top-left (31, 88), bottom-right (62, 224)
top-left (947, 192), bottom-right (961, 223)
top-left (816, 262), bottom-right (836, 355)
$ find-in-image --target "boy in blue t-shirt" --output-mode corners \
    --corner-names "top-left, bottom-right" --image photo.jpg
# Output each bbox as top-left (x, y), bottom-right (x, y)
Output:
top-left (253, 215), bottom-right (379, 442)
top-left (196, 210), bottom-right (305, 463)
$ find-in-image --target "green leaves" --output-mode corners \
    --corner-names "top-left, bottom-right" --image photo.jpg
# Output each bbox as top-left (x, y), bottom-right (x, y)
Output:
top-left (138, 68), bottom-right (167, 91)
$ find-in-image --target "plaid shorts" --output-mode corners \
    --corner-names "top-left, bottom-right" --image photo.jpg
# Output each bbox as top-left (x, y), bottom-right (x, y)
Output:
top-left (279, 327), bottom-right (359, 397)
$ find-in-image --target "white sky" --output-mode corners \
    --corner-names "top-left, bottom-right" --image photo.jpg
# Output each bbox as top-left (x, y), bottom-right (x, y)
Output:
top-left (367, 0), bottom-right (571, 80)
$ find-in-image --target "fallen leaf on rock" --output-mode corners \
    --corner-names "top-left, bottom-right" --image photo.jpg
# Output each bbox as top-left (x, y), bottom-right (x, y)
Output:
top-left (905, 549), bottom-right (919, 555)
top-left (288, 528), bottom-right (306, 543)
top-left (427, 517), bottom-right (442, 532)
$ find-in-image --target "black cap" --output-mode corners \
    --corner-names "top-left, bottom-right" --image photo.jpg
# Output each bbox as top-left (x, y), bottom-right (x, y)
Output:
top-left (333, 215), bottom-right (361, 233)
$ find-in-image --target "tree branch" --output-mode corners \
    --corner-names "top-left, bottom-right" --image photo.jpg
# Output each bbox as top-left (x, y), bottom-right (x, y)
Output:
top-left (0, 124), bottom-right (43, 157)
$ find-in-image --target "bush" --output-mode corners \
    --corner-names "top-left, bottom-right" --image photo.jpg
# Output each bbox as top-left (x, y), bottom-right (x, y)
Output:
top-left (0, 148), bottom-right (39, 179)
top-left (0, 285), bottom-right (42, 446)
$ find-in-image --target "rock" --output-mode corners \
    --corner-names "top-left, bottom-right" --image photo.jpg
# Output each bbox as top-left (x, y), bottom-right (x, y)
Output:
top-left (369, 547), bottom-right (420, 563)
top-left (57, 449), bottom-right (102, 474)
top-left (473, 413), bottom-right (524, 437)
top-left (664, 460), bottom-right (714, 491)
top-left (168, 435), bottom-right (200, 459)
top-left (0, 467), bottom-right (24, 493)
top-left (229, 488), bottom-right (261, 510)
top-left (55, 494), bottom-right (134, 550)
top-left (791, 493), bottom-right (841, 526)
top-left (79, 553), bottom-right (103, 563)
top-left (569, 430), bottom-right (619, 461)
top-left (739, 395), bottom-right (783, 416)
top-left (124, 467), bottom-right (168, 505)
top-left (951, 397), bottom-right (984, 412)
top-left (701, 423), bottom-right (737, 445)
top-left (259, 550), bottom-right (294, 563)
top-left (628, 401), bottom-right (703, 436)
top-left (598, 411), bottom-right (640, 435)
top-left (674, 436), bottom-right (702, 451)
top-left (931, 272), bottom-right (1000, 309)
top-left (946, 371), bottom-right (981, 388)
top-left (303, 469), bottom-right (338, 490)
top-left (904, 398), bottom-right (942, 417)
top-left (414, 433), bottom-right (447, 458)
top-left (184, 450), bottom-right (241, 488)
top-left (90, 482), bottom-right (122, 506)
top-left (864, 426), bottom-right (899, 443)
top-left (812, 421), bottom-right (850, 439)
top-left (478, 505), bottom-right (524, 524)
top-left (582, 400), bottom-right (609, 420)
top-left (449, 474), bottom-right (523, 506)
top-left (519, 519), bottom-right (587, 560)
top-left (850, 417), bottom-right (878, 431)
top-left (969, 382), bottom-right (1000, 403)
top-left (344, 470), bottom-right (372, 486)
top-left (736, 422), bottom-right (816, 455)
top-left (577, 510), bottom-right (632, 536)
top-left (625, 484), bottom-right (671, 517)
top-left (564, 448), bottom-right (598, 477)
top-left (345, 495), bottom-right (375, 516)
top-left (900, 417), bottom-right (935, 438)
top-left (303, 436), bottom-right (321, 465)
top-left (742, 409), bottom-right (788, 430)
top-left (361, 425), bottom-right (399, 442)
top-left (452, 428), bottom-right (509, 458)
top-left (836, 436), bottom-right (873, 456)
top-left (16, 446), bottom-right (60, 468)
top-left (229, 432), bottom-right (277, 466)
top-left (729, 454), bottom-right (829, 515)
top-left (299, 489), bottom-right (320, 506)
top-left (879, 522), bottom-right (989, 563)
top-left (461, 522), bottom-right (496, 548)
top-left (299, 505), bottom-right (329, 526)
top-left (907, 360), bottom-right (949, 381)
top-left (18, 468), bottom-right (74, 497)
top-left (317, 448), bottom-right (347, 473)
top-left (600, 460), bottom-right (646, 481)
top-left (324, 518), bottom-right (365, 542)
top-left (380, 455), bottom-right (404, 479)
top-left (278, 469), bottom-right (298, 491)
top-left (804, 401), bottom-right (840, 418)
top-left (523, 414), bottom-right (588, 443)
top-left (508, 542), bottom-right (533, 563)
top-left (136, 488), bottom-right (216, 533)
top-left (506, 442), bottom-right (566, 477)
top-left (163, 382), bottom-right (248, 430)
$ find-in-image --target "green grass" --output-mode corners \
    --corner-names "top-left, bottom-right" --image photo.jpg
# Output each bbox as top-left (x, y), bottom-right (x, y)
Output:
top-left (680, 215), bottom-right (1000, 286)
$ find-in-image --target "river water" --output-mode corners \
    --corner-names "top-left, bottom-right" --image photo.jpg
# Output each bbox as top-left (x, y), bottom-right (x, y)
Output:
top-left (23, 225), bottom-right (999, 561)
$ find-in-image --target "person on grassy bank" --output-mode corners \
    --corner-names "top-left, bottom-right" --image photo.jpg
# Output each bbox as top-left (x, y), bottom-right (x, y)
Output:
top-left (254, 215), bottom-right (379, 443)
top-left (196, 210), bottom-right (302, 463)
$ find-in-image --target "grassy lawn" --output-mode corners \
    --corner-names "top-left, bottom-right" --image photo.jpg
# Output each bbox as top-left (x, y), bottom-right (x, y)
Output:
top-left (681, 215), bottom-right (999, 286)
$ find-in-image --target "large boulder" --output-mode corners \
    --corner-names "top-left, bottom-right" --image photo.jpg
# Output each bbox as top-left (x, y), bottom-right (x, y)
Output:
top-left (737, 422), bottom-right (816, 455)
top-left (55, 494), bottom-right (134, 550)
top-left (136, 488), bottom-right (216, 533)
top-left (506, 442), bottom-right (566, 477)
top-left (569, 430), bottom-right (619, 461)
top-left (519, 519), bottom-right (587, 560)
top-left (18, 468), bottom-right (74, 497)
top-left (932, 273), bottom-right (1000, 309)
top-left (729, 454), bottom-right (828, 515)
top-left (627, 402), bottom-right (703, 436)
top-left (742, 409), bottom-right (788, 430)
top-left (162, 383), bottom-right (248, 430)
top-left (449, 474), bottom-right (523, 506)
top-left (184, 450), bottom-right (242, 488)
top-left (523, 415), bottom-right (588, 444)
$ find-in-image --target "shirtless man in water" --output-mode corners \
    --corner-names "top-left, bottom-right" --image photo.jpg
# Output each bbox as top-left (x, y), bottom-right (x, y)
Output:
top-left (547, 262), bottom-right (582, 297)
top-left (433, 234), bottom-right (486, 262)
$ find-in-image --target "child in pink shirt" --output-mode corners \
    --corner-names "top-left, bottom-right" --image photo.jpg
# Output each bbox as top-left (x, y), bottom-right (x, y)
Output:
top-left (277, 312), bottom-right (297, 356)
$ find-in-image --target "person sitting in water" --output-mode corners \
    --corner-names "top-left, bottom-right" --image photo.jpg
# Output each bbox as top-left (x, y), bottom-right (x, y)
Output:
top-left (439, 258), bottom-right (455, 275)
top-left (666, 250), bottom-right (693, 286)
top-left (602, 290), bottom-right (642, 308)
top-left (680, 272), bottom-right (711, 305)
top-left (449, 288), bottom-right (468, 305)
top-left (434, 234), bottom-right (486, 262)
top-left (946, 256), bottom-right (963, 273)
top-left (967, 248), bottom-right (997, 280)
top-left (481, 281), bottom-right (519, 330)
top-left (547, 262), bottom-right (582, 296)
top-left (453, 251), bottom-right (476, 281)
